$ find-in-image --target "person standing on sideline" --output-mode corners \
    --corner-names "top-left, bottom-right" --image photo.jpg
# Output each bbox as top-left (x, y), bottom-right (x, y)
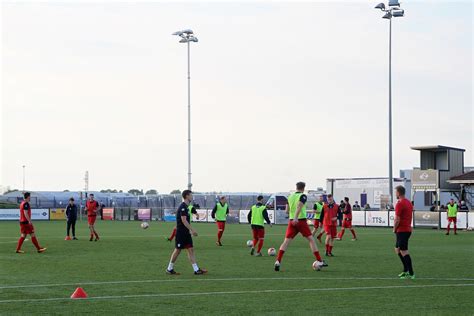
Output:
top-left (65, 198), bottom-right (78, 240)
top-left (16, 192), bottom-right (47, 254)
top-left (322, 195), bottom-right (338, 256)
top-left (211, 196), bottom-right (229, 246)
top-left (353, 201), bottom-right (361, 211)
top-left (393, 185), bottom-right (415, 279)
top-left (247, 195), bottom-right (272, 256)
top-left (446, 199), bottom-right (458, 235)
top-left (166, 190), bottom-right (207, 275)
top-left (336, 197), bottom-right (357, 241)
top-left (274, 182), bottom-right (325, 272)
top-left (86, 194), bottom-right (100, 241)
top-left (312, 196), bottom-right (325, 239)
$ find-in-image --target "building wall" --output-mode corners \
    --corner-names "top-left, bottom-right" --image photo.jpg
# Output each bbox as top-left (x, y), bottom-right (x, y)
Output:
top-left (327, 178), bottom-right (408, 209)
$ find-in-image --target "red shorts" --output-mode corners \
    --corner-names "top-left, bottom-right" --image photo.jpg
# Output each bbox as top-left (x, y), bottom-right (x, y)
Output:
top-left (313, 219), bottom-right (321, 229)
top-left (252, 227), bottom-right (265, 239)
top-left (342, 219), bottom-right (352, 228)
top-left (448, 217), bottom-right (457, 223)
top-left (324, 225), bottom-right (337, 238)
top-left (285, 220), bottom-right (312, 239)
top-left (20, 223), bottom-right (34, 235)
top-left (88, 215), bottom-right (97, 225)
top-left (216, 221), bottom-right (226, 231)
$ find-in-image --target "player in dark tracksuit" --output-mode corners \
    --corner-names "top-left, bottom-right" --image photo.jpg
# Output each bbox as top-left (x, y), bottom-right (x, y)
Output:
top-left (65, 198), bottom-right (78, 240)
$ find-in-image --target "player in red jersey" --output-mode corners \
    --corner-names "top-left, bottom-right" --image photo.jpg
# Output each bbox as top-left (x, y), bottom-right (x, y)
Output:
top-left (336, 197), bottom-right (357, 241)
top-left (16, 192), bottom-right (46, 254)
top-left (393, 185), bottom-right (415, 279)
top-left (86, 194), bottom-right (100, 241)
top-left (322, 194), bottom-right (338, 256)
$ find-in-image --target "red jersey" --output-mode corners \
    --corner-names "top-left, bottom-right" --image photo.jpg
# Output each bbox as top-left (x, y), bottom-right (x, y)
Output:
top-left (86, 200), bottom-right (99, 216)
top-left (323, 203), bottom-right (338, 226)
top-left (395, 198), bottom-right (413, 233)
top-left (19, 201), bottom-right (31, 223)
top-left (343, 204), bottom-right (352, 220)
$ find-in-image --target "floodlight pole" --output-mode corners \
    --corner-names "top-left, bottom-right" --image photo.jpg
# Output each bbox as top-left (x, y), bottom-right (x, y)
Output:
top-left (187, 40), bottom-right (192, 191)
top-left (388, 17), bottom-right (393, 206)
top-left (173, 30), bottom-right (197, 191)
top-left (22, 165), bottom-right (26, 192)
top-left (375, 2), bottom-right (404, 206)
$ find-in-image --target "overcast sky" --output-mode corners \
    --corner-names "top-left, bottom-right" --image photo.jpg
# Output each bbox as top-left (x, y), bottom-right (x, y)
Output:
top-left (1, 1), bottom-right (472, 193)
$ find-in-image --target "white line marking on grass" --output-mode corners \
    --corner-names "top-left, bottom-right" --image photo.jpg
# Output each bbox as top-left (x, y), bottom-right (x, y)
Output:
top-left (1, 276), bottom-right (474, 290)
top-left (0, 283), bottom-right (472, 304)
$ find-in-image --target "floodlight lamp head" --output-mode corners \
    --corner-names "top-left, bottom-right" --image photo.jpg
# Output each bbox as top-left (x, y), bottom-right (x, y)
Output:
top-left (388, 0), bottom-right (400, 7)
top-left (375, 3), bottom-right (385, 10)
top-left (392, 9), bottom-right (404, 17)
top-left (382, 12), bottom-right (392, 19)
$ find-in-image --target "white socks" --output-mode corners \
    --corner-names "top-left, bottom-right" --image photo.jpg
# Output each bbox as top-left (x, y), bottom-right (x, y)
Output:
top-left (169, 262), bottom-right (199, 272)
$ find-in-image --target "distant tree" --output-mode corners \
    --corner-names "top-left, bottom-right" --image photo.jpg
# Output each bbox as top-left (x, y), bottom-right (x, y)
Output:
top-left (63, 190), bottom-right (70, 192)
top-left (145, 189), bottom-right (158, 195)
top-left (119, 190), bottom-right (123, 193)
top-left (170, 189), bottom-right (181, 195)
top-left (4, 189), bottom-right (18, 195)
top-left (128, 189), bottom-right (143, 196)
top-left (101, 189), bottom-right (118, 193)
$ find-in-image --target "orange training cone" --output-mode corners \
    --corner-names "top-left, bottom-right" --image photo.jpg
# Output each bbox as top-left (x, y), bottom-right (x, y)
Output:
top-left (71, 287), bottom-right (88, 299)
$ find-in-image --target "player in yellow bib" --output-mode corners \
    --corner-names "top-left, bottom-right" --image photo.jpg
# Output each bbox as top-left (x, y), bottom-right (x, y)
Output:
top-left (312, 196), bottom-right (325, 238)
top-left (247, 195), bottom-right (272, 256)
top-left (211, 196), bottom-right (230, 246)
top-left (274, 182), bottom-right (326, 271)
top-left (446, 199), bottom-right (458, 235)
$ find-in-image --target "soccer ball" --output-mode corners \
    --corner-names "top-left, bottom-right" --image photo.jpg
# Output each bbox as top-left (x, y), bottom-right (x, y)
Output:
top-left (141, 222), bottom-right (149, 229)
top-left (246, 240), bottom-right (253, 247)
top-left (267, 248), bottom-right (276, 256)
top-left (312, 261), bottom-right (323, 271)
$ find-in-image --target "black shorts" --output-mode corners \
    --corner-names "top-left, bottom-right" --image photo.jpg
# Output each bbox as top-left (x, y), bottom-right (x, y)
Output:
top-left (395, 232), bottom-right (411, 251)
top-left (175, 228), bottom-right (193, 249)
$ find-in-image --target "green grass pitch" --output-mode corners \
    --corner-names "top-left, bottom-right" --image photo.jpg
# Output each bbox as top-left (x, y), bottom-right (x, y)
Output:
top-left (0, 221), bottom-right (473, 315)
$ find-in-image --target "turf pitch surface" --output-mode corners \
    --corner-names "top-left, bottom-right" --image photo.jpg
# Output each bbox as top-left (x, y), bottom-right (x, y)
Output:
top-left (1, 221), bottom-right (473, 315)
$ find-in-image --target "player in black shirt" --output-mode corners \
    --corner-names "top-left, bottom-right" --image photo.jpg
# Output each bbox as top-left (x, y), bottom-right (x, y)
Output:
top-left (166, 190), bottom-right (207, 275)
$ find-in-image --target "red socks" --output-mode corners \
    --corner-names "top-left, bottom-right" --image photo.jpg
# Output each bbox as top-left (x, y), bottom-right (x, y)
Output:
top-left (325, 244), bottom-right (333, 254)
top-left (277, 249), bottom-right (285, 262)
top-left (16, 237), bottom-right (25, 251)
top-left (351, 229), bottom-right (357, 239)
top-left (31, 236), bottom-right (41, 250)
top-left (252, 239), bottom-right (257, 248)
top-left (339, 229), bottom-right (345, 239)
top-left (313, 251), bottom-right (322, 261)
top-left (169, 228), bottom-right (177, 240)
top-left (454, 224), bottom-right (457, 234)
top-left (257, 239), bottom-right (264, 253)
top-left (217, 231), bottom-right (223, 242)
top-left (94, 232), bottom-right (99, 239)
